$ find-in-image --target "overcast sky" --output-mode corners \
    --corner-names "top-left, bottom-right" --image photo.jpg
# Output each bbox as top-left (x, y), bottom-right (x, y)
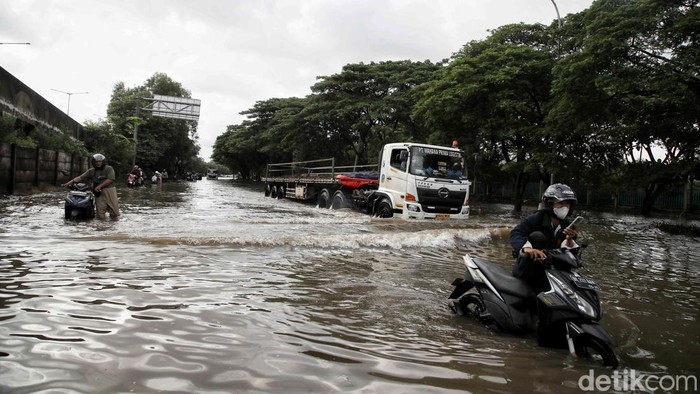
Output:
top-left (2, 0), bottom-right (594, 160)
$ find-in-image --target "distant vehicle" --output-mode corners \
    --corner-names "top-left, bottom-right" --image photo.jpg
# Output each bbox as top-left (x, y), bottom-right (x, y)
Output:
top-left (206, 169), bottom-right (219, 180)
top-left (262, 142), bottom-right (471, 219)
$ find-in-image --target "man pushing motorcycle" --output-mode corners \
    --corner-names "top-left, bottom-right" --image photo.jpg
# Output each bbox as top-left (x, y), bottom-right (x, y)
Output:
top-left (509, 183), bottom-right (579, 293)
top-left (63, 153), bottom-right (120, 220)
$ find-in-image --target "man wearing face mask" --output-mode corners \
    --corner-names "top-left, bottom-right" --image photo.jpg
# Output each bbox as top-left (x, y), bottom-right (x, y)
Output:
top-left (509, 183), bottom-right (578, 292)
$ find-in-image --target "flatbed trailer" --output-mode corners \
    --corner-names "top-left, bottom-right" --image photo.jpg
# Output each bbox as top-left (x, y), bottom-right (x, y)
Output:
top-left (262, 158), bottom-right (380, 210)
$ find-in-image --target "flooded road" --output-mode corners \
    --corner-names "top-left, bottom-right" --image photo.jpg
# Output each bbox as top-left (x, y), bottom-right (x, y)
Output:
top-left (1, 179), bottom-right (698, 393)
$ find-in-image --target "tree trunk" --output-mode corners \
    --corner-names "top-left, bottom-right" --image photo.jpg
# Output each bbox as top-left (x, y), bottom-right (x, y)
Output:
top-left (641, 183), bottom-right (665, 215)
top-left (511, 171), bottom-right (526, 213)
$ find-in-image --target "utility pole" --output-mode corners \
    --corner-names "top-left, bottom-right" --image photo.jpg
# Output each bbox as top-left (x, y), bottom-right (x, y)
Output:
top-left (133, 104), bottom-right (141, 167)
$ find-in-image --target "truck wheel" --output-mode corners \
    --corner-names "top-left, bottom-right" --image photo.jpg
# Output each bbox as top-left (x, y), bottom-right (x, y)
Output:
top-left (270, 185), bottom-right (278, 199)
top-left (264, 184), bottom-right (271, 197)
top-left (331, 190), bottom-right (350, 209)
top-left (375, 198), bottom-right (393, 218)
top-left (317, 189), bottom-right (331, 209)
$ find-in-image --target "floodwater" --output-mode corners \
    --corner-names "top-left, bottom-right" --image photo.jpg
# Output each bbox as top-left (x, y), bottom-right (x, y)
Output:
top-left (0, 179), bottom-right (698, 393)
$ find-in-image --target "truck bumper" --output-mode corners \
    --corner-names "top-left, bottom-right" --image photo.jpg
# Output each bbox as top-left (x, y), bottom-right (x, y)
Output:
top-left (401, 203), bottom-right (470, 219)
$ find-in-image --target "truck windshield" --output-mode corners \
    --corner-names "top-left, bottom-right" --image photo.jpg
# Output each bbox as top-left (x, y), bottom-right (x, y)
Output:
top-left (409, 146), bottom-right (465, 180)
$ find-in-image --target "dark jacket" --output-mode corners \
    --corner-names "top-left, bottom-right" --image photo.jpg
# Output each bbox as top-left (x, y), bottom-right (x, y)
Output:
top-left (509, 210), bottom-right (572, 292)
top-left (509, 210), bottom-right (571, 256)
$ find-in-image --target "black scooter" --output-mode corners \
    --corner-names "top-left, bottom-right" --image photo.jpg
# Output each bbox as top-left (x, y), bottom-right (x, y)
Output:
top-left (64, 183), bottom-right (95, 220)
top-left (448, 234), bottom-right (618, 368)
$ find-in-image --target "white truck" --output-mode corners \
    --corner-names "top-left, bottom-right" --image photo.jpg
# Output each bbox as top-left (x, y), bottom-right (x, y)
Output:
top-left (262, 142), bottom-right (471, 219)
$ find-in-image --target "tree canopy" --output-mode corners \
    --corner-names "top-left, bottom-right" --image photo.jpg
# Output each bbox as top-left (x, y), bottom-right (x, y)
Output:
top-left (212, 0), bottom-right (699, 213)
top-left (104, 72), bottom-right (201, 177)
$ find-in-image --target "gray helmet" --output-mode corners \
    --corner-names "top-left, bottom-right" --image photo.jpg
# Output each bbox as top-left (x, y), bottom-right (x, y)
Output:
top-left (91, 153), bottom-right (106, 167)
top-left (542, 183), bottom-right (577, 214)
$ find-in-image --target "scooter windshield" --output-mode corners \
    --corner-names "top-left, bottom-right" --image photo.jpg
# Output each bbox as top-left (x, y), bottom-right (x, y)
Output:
top-left (409, 146), bottom-right (465, 180)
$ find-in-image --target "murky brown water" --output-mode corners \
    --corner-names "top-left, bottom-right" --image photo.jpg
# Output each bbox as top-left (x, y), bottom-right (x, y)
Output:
top-left (1, 179), bottom-right (698, 393)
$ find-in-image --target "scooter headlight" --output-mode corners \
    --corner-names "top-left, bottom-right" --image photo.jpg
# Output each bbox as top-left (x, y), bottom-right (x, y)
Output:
top-left (549, 275), bottom-right (597, 319)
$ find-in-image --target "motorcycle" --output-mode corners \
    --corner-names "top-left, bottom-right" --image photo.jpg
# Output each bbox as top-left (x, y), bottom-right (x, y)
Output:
top-left (64, 183), bottom-right (95, 220)
top-left (448, 234), bottom-right (618, 368)
top-left (127, 173), bottom-right (143, 187)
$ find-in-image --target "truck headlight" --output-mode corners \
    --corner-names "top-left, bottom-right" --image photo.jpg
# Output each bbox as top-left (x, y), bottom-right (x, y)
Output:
top-left (406, 203), bottom-right (420, 212)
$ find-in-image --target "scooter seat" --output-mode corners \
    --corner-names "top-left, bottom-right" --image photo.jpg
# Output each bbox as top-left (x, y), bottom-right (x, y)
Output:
top-left (472, 257), bottom-right (536, 299)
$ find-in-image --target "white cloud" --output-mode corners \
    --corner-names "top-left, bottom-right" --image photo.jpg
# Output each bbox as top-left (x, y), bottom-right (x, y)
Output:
top-left (1, 0), bottom-right (593, 159)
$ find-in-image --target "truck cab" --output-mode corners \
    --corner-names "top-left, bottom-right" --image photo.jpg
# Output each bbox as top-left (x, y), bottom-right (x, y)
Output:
top-left (377, 143), bottom-right (470, 219)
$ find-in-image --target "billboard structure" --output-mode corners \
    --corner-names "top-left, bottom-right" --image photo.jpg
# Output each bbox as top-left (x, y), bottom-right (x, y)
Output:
top-left (143, 94), bottom-right (201, 121)
top-left (131, 94), bottom-right (201, 165)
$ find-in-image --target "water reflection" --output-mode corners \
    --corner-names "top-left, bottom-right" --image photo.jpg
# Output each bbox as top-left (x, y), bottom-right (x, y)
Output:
top-left (0, 180), bottom-right (698, 392)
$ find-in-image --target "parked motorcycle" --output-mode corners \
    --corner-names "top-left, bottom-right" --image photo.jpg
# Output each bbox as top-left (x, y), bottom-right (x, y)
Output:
top-left (448, 235), bottom-right (618, 368)
top-left (64, 183), bottom-right (95, 220)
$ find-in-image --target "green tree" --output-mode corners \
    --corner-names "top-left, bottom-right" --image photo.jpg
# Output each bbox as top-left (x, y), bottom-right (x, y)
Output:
top-left (549, 0), bottom-right (700, 213)
top-left (304, 60), bottom-right (441, 165)
top-left (107, 72), bottom-right (201, 177)
top-left (212, 97), bottom-right (309, 179)
top-left (212, 124), bottom-right (267, 180)
top-left (414, 24), bottom-right (557, 212)
top-left (82, 119), bottom-right (134, 176)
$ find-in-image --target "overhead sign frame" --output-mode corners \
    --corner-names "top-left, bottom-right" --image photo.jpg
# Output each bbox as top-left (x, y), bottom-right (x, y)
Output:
top-left (142, 94), bottom-right (201, 121)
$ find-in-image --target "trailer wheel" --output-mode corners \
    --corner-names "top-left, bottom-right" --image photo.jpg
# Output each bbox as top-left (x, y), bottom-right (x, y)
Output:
top-left (374, 198), bottom-right (394, 218)
top-left (317, 189), bottom-right (331, 209)
top-left (264, 184), bottom-right (271, 197)
top-left (270, 185), bottom-right (278, 199)
top-left (277, 185), bottom-right (285, 199)
top-left (331, 190), bottom-right (350, 209)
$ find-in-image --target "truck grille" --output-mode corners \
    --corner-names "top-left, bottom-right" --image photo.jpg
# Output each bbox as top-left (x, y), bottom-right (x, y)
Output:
top-left (416, 187), bottom-right (466, 213)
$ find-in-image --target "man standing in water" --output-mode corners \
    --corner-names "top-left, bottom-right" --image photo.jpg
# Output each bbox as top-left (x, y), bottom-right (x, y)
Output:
top-left (63, 153), bottom-right (120, 220)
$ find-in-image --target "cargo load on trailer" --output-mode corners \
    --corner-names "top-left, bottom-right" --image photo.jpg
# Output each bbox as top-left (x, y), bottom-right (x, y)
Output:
top-left (262, 142), bottom-right (471, 219)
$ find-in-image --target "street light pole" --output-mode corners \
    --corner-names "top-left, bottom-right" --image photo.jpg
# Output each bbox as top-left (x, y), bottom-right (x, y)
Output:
top-left (50, 89), bottom-right (88, 117)
top-left (550, 0), bottom-right (562, 28)
top-left (549, 0), bottom-right (562, 185)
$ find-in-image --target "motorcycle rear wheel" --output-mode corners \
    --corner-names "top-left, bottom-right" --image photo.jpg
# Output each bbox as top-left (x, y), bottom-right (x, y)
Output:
top-left (574, 336), bottom-right (618, 369)
top-left (458, 293), bottom-right (484, 318)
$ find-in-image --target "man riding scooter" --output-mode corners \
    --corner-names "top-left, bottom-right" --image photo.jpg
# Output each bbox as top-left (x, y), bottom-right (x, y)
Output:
top-left (510, 183), bottom-right (579, 294)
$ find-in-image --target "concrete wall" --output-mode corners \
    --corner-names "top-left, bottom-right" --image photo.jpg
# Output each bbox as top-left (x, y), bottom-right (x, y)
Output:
top-left (0, 142), bottom-right (88, 194)
top-left (0, 65), bottom-right (84, 140)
